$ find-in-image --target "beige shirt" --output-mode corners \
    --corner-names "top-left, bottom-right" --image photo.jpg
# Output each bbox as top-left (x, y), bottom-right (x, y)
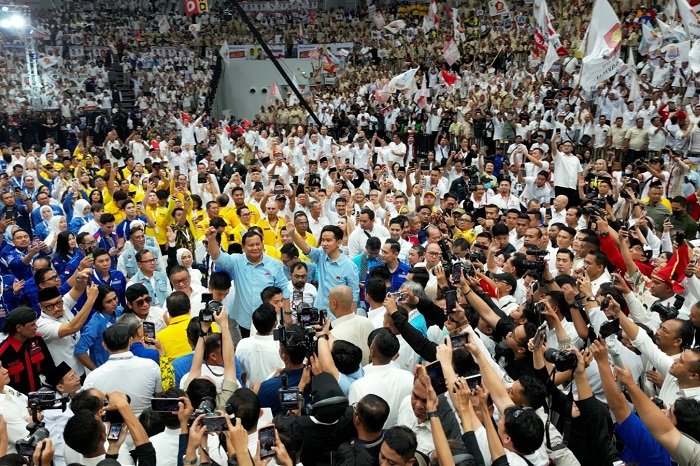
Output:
top-left (625, 126), bottom-right (649, 151)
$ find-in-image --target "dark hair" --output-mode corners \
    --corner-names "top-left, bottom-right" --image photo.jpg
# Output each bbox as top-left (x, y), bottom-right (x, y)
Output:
top-left (166, 291), bottom-right (191, 317)
top-left (546, 291), bottom-right (568, 315)
top-left (355, 394), bottom-right (390, 433)
top-left (226, 388), bottom-right (260, 431)
top-left (279, 326), bottom-right (308, 365)
top-left (209, 271), bottom-right (231, 291)
top-left (99, 213), bottom-right (115, 224)
top-left (492, 223), bottom-right (509, 237)
top-left (556, 248), bottom-right (574, 261)
top-left (280, 242), bottom-right (300, 258)
top-left (95, 285), bottom-right (117, 312)
top-left (261, 286), bottom-right (283, 304)
top-left (331, 340), bottom-right (363, 375)
top-left (64, 410), bottom-right (103, 455)
top-left (186, 378), bottom-right (217, 408)
top-left (241, 230), bottom-right (263, 246)
top-left (673, 397), bottom-right (700, 441)
top-left (517, 376), bottom-right (547, 410)
top-left (70, 390), bottom-right (103, 414)
top-left (103, 323), bottom-right (130, 352)
top-left (33, 267), bottom-right (54, 286)
top-left (139, 408), bottom-right (165, 437)
top-left (55, 231), bottom-right (75, 259)
top-left (186, 317), bottom-right (202, 346)
top-left (365, 278), bottom-right (387, 303)
top-left (368, 265), bottom-right (391, 282)
top-left (674, 319), bottom-right (696, 350)
top-left (382, 426), bottom-right (417, 461)
top-left (384, 238), bottom-right (400, 255)
top-left (321, 225), bottom-right (344, 241)
top-left (92, 247), bottom-right (110, 262)
top-left (252, 303), bottom-right (277, 335)
top-left (503, 406), bottom-right (545, 455)
top-left (408, 266), bottom-right (430, 289)
top-left (369, 328), bottom-right (399, 363)
top-left (157, 388), bottom-right (187, 430)
top-left (360, 208), bottom-right (375, 220)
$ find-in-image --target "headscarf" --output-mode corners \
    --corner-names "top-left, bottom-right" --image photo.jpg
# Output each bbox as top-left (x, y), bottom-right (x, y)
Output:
top-left (48, 215), bottom-right (64, 234)
top-left (40, 205), bottom-right (53, 221)
top-left (3, 224), bottom-right (18, 245)
top-left (176, 248), bottom-right (191, 267)
top-left (73, 199), bottom-right (90, 219)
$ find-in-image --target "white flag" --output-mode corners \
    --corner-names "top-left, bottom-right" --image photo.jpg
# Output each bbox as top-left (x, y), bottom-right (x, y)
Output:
top-left (442, 40), bottom-right (461, 66)
top-left (414, 75), bottom-right (428, 109)
top-left (158, 16), bottom-right (170, 34)
top-left (384, 20), bottom-right (406, 34)
top-left (270, 81), bottom-right (282, 102)
top-left (289, 75), bottom-right (300, 106)
top-left (386, 68), bottom-right (418, 93)
top-left (627, 49), bottom-right (642, 105)
top-left (662, 40), bottom-right (691, 62)
top-left (488, 0), bottom-right (509, 17)
top-left (579, 0), bottom-right (623, 89)
top-left (677, 0), bottom-right (700, 39)
top-left (38, 55), bottom-right (58, 69)
top-left (639, 23), bottom-right (662, 55)
top-left (422, 0), bottom-right (438, 33)
top-left (453, 8), bottom-right (465, 43)
top-left (219, 40), bottom-right (230, 62)
top-left (542, 41), bottom-right (559, 74)
top-left (690, 40), bottom-right (700, 73)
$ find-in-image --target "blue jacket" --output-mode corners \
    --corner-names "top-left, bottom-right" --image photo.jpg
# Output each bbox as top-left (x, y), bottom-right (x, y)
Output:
top-left (127, 270), bottom-right (170, 308)
top-left (0, 274), bottom-right (26, 330)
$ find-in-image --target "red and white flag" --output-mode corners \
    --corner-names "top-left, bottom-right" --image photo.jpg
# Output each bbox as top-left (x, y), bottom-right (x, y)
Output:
top-left (442, 40), bottom-right (461, 66)
top-left (384, 20), bottom-right (406, 34)
top-left (422, 0), bottom-right (439, 33)
top-left (678, 0), bottom-right (700, 39)
top-left (270, 81), bottom-right (282, 102)
top-left (441, 69), bottom-right (458, 86)
top-left (414, 75), bottom-right (429, 109)
top-left (386, 68), bottom-right (419, 93)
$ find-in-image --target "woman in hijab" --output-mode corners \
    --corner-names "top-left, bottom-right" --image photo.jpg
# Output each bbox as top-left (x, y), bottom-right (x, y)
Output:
top-left (69, 199), bottom-right (91, 236)
top-left (34, 206), bottom-right (55, 240)
top-left (175, 248), bottom-right (203, 288)
top-left (45, 215), bottom-right (67, 250)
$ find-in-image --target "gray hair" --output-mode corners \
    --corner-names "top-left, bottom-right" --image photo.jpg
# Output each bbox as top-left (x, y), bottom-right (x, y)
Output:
top-left (117, 313), bottom-right (142, 338)
top-left (399, 280), bottom-right (427, 301)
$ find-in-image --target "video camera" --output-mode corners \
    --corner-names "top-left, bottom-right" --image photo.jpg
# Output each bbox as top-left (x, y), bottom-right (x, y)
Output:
top-left (15, 423), bottom-right (50, 459)
top-left (200, 293), bottom-right (223, 323)
top-left (278, 372), bottom-right (302, 412)
top-left (523, 249), bottom-right (548, 283)
top-left (438, 239), bottom-right (461, 283)
top-left (16, 389), bottom-right (69, 462)
top-left (273, 323), bottom-right (319, 359)
top-left (297, 303), bottom-right (326, 327)
top-left (650, 295), bottom-right (685, 321)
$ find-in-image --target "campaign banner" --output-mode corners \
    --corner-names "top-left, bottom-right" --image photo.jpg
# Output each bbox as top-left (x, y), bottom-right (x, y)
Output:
top-left (297, 44), bottom-right (320, 59)
top-left (240, 0), bottom-right (318, 12)
top-left (245, 44), bottom-right (286, 59)
top-left (226, 45), bottom-right (248, 60)
top-left (330, 42), bottom-right (354, 55)
top-left (68, 46), bottom-right (84, 58)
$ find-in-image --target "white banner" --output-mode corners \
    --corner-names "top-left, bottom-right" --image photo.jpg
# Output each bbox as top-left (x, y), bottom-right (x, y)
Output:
top-left (240, 0), bottom-right (318, 12)
top-left (488, 0), bottom-right (509, 17)
top-left (677, 0), bottom-right (700, 39)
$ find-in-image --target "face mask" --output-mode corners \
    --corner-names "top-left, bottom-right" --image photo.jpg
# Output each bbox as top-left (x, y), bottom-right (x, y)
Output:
top-left (484, 183), bottom-right (491, 190)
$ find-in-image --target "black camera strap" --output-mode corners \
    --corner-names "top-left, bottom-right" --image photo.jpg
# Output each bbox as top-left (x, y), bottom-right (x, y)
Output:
top-left (544, 370), bottom-right (574, 451)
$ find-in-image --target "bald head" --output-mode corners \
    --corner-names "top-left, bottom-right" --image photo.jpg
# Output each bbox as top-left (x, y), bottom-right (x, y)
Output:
top-left (554, 195), bottom-right (568, 210)
top-left (329, 285), bottom-right (354, 317)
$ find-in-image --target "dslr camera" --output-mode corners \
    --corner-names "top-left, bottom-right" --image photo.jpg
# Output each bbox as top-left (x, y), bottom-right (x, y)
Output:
top-left (523, 249), bottom-right (548, 282)
top-left (200, 300), bottom-right (223, 323)
top-left (650, 295), bottom-right (685, 321)
top-left (15, 424), bottom-right (50, 459)
top-left (297, 303), bottom-right (326, 327)
top-left (544, 348), bottom-right (578, 372)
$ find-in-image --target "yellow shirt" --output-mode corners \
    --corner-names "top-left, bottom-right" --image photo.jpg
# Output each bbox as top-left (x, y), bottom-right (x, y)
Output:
top-left (453, 227), bottom-right (477, 244)
top-left (225, 203), bottom-right (261, 228)
top-left (104, 201), bottom-right (126, 224)
top-left (230, 222), bottom-right (257, 246)
top-left (146, 205), bottom-right (171, 245)
top-left (265, 245), bottom-right (281, 260)
top-left (301, 231), bottom-right (318, 248)
top-left (257, 216), bottom-right (286, 248)
top-left (156, 314), bottom-right (192, 361)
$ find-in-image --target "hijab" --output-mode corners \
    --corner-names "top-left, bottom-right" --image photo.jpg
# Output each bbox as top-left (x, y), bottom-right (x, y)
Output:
top-left (73, 199), bottom-right (90, 219)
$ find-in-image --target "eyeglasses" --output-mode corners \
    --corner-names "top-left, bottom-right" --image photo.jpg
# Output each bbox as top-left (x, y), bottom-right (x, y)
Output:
top-left (41, 274), bottom-right (60, 284)
top-left (132, 296), bottom-right (152, 306)
top-left (41, 299), bottom-right (63, 311)
top-left (173, 277), bottom-right (190, 286)
top-left (426, 251), bottom-right (441, 257)
top-left (139, 258), bottom-right (157, 264)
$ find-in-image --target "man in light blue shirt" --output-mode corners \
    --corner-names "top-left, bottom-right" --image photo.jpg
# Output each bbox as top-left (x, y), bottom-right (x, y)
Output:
top-left (205, 227), bottom-right (289, 337)
top-left (288, 222), bottom-right (359, 317)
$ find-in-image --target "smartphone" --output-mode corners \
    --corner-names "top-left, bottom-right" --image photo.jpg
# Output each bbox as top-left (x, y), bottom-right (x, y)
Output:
top-left (530, 281), bottom-right (539, 295)
top-left (425, 361), bottom-right (448, 395)
top-left (107, 423), bottom-right (123, 441)
top-left (545, 207), bottom-right (552, 217)
top-left (533, 321), bottom-right (547, 347)
top-left (4, 210), bottom-right (13, 220)
top-left (142, 321), bottom-right (156, 340)
top-left (450, 330), bottom-right (467, 348)
top-left (274, 187), bottom-right (284, 195)
top-left (555, 128), bottom-right (561, 134)
top-left (292, 176), bottom-right (299, 185)
top-left (390, 292), bottom-right (407, 303)
top-left (258, 426), bottom-right (276, 459)
top-left (465, 373), bottom-right (482, 390)
top-left (599, 318), bottom-right (620, 339)
top-left (445, 290), bottom-right (457, 314)
top-left (420, 163), bottom-right (430, 171)
top-left (201, 415), bottom-right (228, 432)
top-left (451, 262), bottom-right (463, 285)
top-left (151, 398), bottom-right (181, 413)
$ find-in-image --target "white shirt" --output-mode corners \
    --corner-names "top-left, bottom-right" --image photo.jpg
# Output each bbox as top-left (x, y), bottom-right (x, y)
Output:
top-left (330, 313), bottom-right (376, 365)
top-left (149, 427), bottom-right (180, 466)
top-left (395, 394), bottom-right (435, 454)
top-left (395, 334), bottom-right (421, 372)
top-left (83, 351), bottom-right (161, 416)
top-left (36, 293), bottom-right (83, 375)
top-left (367, 305), bottom-right (386, 329)
top-left (347, 224), bottom-right (390, 258)
top-left (552, 150), bottom-right (583, 189)
top-left (348, 364), bottom-right (414, 428)
top-left (0, 386), bottom-right (29, 454)
top-left (235, 334), bottom-right (284, 388)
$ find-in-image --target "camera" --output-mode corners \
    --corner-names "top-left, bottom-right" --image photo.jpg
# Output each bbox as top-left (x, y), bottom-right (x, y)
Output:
top-left (468, 250), bottom-right (486, 263)
top-left (188, 396), bottom-right (216, 427)
top-left (297, 304), bottom-right (326, 326)
top-left (543, 348), bottom-right (578, 372)
top-left (15, 424), bottom-right (50, 458)
top-left (273, 324), bottom-right (319, 359)
top-left (523, 249), bottom-right (548, 282)
top-left (279, 372), bottom-right (302, 411)
top-left (650, 295), bottom-right (685, 321)
top-left (200, 299), bottom-right (223, 323)
top-left (28, 389), bottom-right (60, 411)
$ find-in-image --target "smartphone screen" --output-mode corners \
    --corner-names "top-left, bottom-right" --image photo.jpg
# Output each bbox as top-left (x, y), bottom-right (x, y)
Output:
top-left (451, 262), bottom-right (463, 285)
top-left (450, 331), bottom-right (467, 348)
top-left (258, 426), bottom-right (276, 459)
top-left (143, 322), bottom-right (156, 340)
top-left (599, 318), bottom-right (620, 339)
top-left (425, 361), bottom-right (448, 395)
top-left (107, 423), bottom-right (123, 441)
top-left (445, 290), bottom-right (457, 314)
top-left (151, 398), bottom-right (181, 413)
top-left (465, 373), bottom-right (482, 390)
top-left (202, 415), bottom-right (228, 432)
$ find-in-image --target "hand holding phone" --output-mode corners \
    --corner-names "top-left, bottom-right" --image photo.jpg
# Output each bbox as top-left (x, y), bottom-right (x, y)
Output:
top-left (258, 426), bottom-right (276, 459)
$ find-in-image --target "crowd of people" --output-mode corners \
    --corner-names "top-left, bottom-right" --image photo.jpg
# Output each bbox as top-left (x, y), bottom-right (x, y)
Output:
top-left (2, 0), bottom-right (700, 466)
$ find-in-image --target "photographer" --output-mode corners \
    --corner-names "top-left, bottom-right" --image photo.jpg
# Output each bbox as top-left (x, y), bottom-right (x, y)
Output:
top-left (256, 324), bottom-right (310, 416)
top-left (182, 304), bottom-right (237, 409)
top-left (64, 391), bottom-right (156, 466)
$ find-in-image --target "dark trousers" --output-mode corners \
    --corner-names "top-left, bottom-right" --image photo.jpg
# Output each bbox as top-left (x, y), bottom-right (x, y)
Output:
top-left (555, 186), bottom-right (581, 207)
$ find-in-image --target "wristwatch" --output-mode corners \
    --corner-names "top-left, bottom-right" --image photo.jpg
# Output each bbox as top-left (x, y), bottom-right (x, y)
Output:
top-left (426, 411), bottom-right (439, 420)
top-left (318, 334), bottom-right (329, 341)
top-left (182, 455), bottom-right (197, 465)
top-left (586, 296), bottom-right (597, 302)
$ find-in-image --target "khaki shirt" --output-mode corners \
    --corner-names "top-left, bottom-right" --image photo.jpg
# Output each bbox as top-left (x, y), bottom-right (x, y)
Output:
top-left (625, 127), bottom-right (648, 151)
